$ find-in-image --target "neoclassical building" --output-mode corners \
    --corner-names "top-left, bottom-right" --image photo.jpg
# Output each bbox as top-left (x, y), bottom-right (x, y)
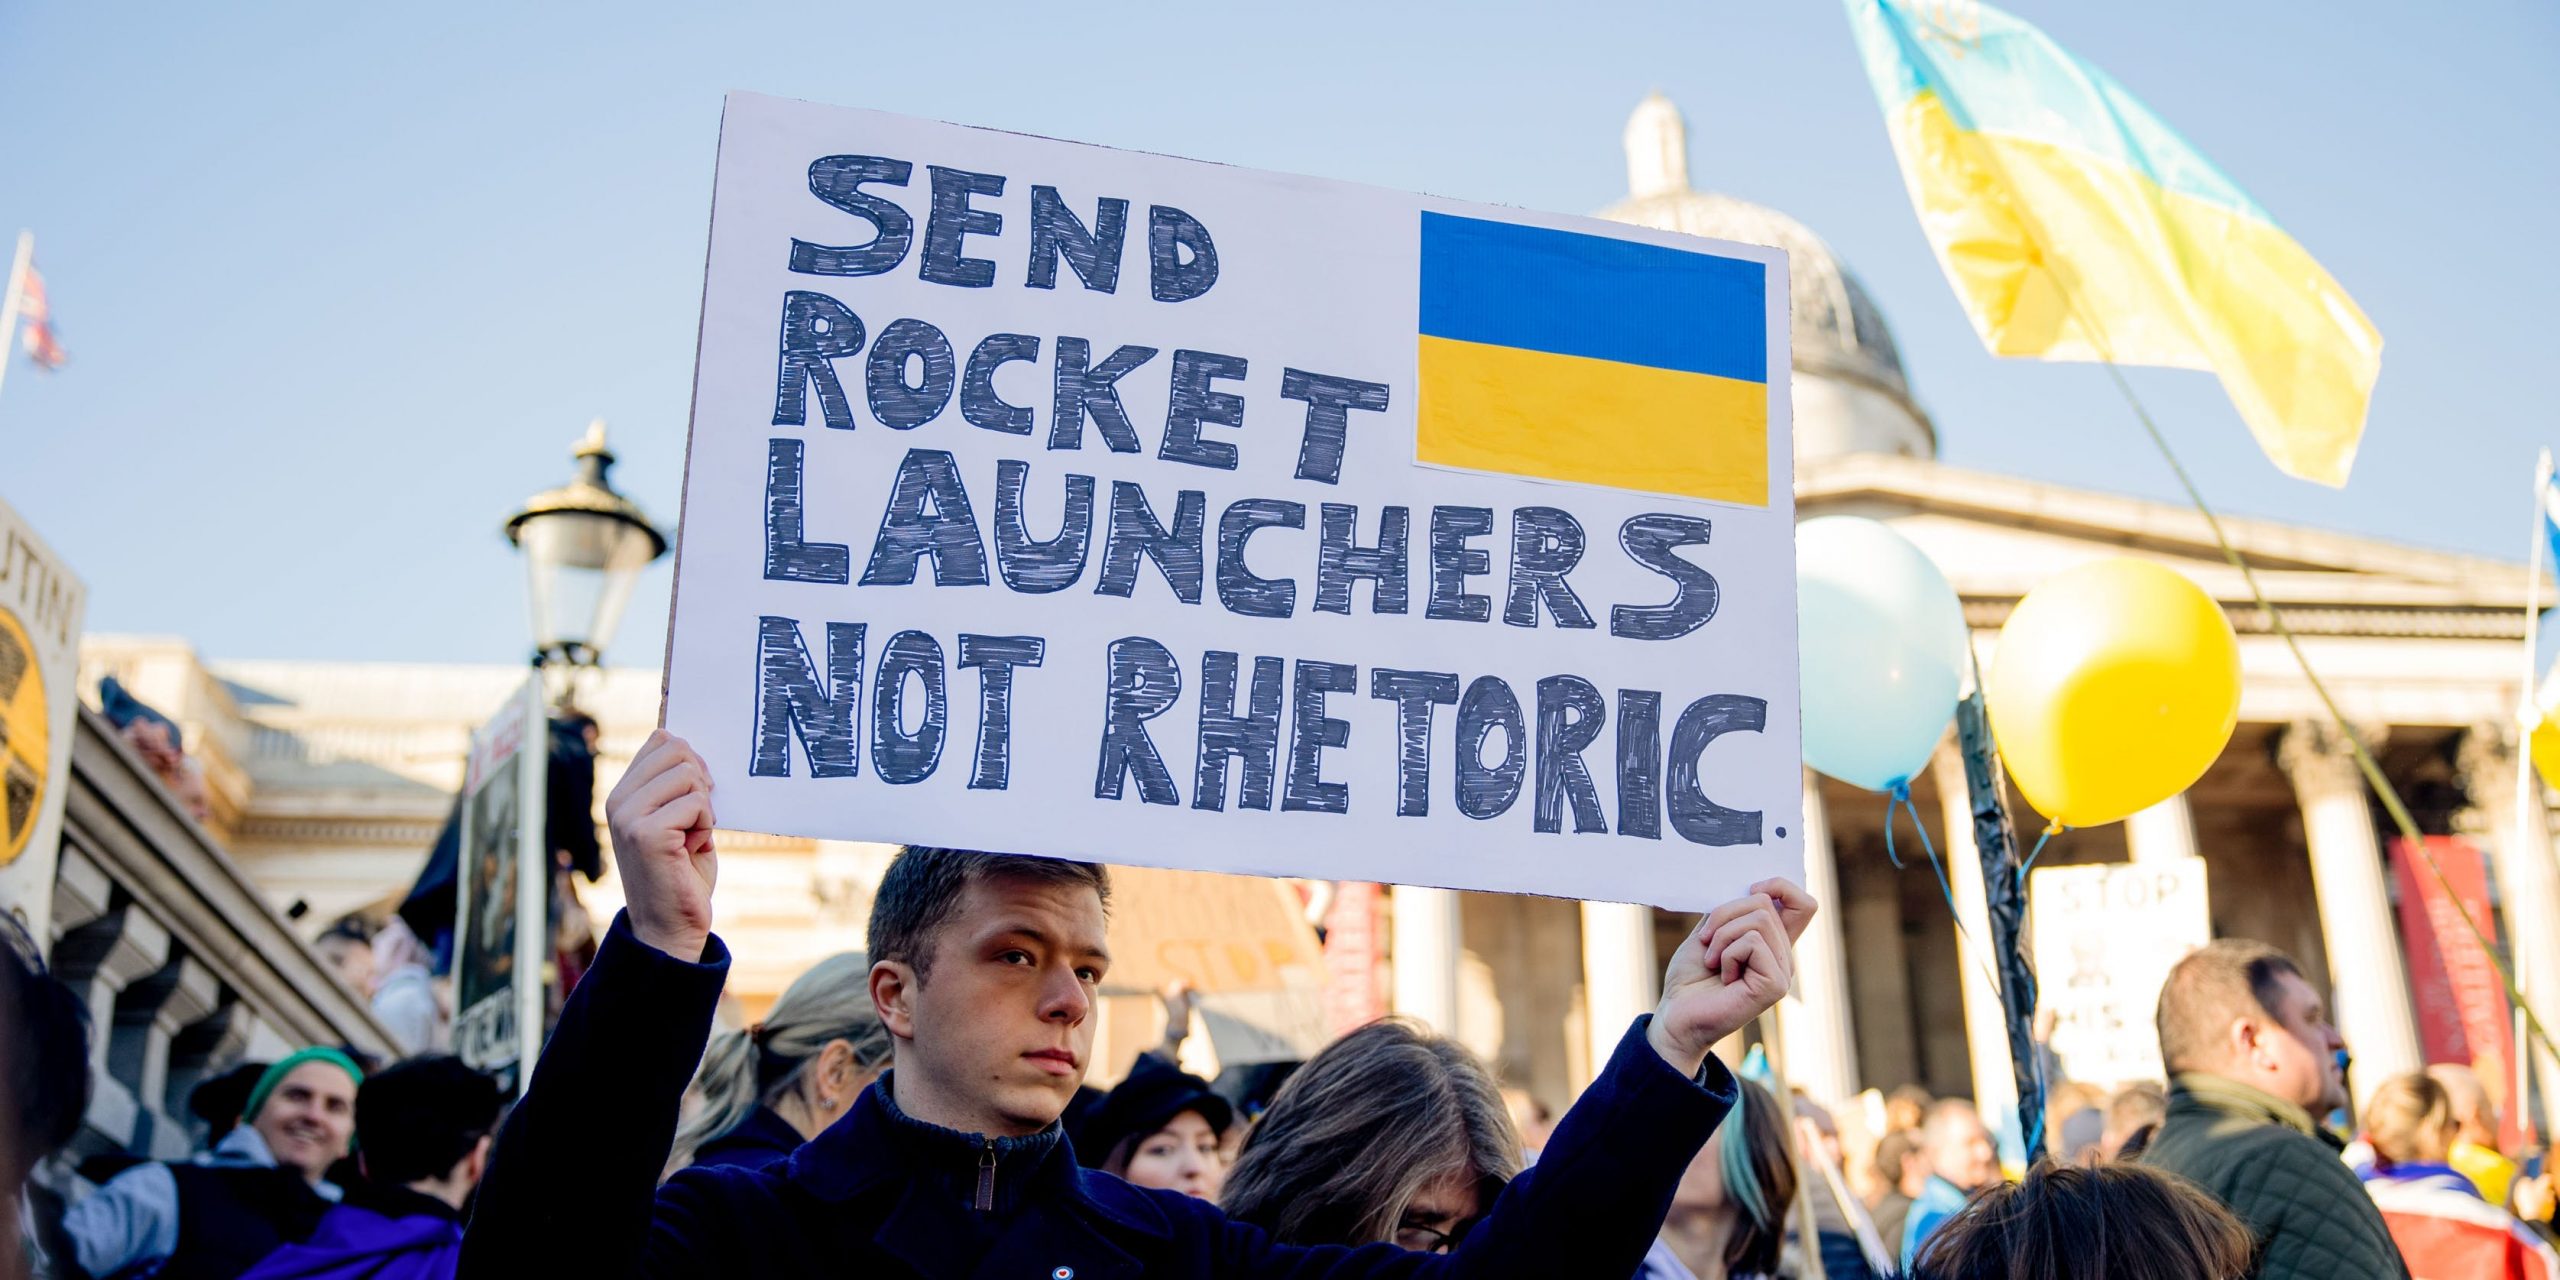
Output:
top-left (61, 94), bottom-right (2553, 1141)
top-left (1382, 93), bottom-right (2550, 1129)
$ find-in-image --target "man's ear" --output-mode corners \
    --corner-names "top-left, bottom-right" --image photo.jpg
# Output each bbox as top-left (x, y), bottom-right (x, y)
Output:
top-left (459, 1133), bottom-right (493, 1187)
top-left (2228, 1014), bottom-right (2266, 1070)
top-left (872, 959), bottom-right (919, 1041)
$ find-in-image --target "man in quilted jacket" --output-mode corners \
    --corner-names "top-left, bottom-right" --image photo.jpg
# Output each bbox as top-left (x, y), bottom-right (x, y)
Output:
top-left (2140, 939), bottom-right (2412, 1280)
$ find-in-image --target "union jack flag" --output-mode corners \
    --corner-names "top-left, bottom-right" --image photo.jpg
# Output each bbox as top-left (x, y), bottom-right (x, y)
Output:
top-left (19, 265), bottom-right (63, 370)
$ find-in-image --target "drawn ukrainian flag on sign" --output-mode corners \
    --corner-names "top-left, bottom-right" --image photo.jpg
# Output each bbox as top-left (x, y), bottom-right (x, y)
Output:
top-left (1415, 212), bottom-right (1770, 508)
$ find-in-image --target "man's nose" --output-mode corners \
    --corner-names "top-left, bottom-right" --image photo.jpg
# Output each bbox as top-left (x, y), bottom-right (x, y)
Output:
top-left (1039, 965), bottom-right (1090, 1023)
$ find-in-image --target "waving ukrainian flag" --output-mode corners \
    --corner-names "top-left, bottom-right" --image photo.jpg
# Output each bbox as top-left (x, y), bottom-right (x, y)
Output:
top-left (1845, 0), bottom-right (2382, 486)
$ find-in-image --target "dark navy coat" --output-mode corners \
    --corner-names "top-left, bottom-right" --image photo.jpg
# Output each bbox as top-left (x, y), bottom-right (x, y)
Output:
top-left (687, 1105), bottom-right (806, 1174)
top-left (460, 913), bottom-right (1735, 1279)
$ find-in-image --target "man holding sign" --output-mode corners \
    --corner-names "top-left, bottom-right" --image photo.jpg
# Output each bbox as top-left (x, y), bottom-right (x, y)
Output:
top-left (458, 729), bottom-right (1811, 1277)
top-left (463, 91), bottom-right (1812, 1277)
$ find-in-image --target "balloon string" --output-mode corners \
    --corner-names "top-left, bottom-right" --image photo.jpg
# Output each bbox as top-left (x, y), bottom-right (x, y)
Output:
top-left (2014, 824), bottom-right (2061, 893)
top-left (1883, 781), bottom-right (1912, 867)
top-left (1888, 784), bottom-right (2006, 1002)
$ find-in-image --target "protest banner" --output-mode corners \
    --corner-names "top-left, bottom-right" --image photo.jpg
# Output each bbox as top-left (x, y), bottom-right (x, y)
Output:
top-left (2029, 857), bottom-right (2210, 1086)
top-left (2390, 835), bottom-right (2523, 1149)
top-left (661, 93), bottom-right (1800, 911)
top-left (451, 677), bottom-right (547, 1095)
top-left (0, 495), bottom-right (85, 939)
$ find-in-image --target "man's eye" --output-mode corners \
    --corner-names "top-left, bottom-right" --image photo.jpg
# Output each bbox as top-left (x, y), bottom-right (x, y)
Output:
top-left (999, 950), bottom-right (1032, 965)
top-left (1076, 966), bottom-right (1103, 983)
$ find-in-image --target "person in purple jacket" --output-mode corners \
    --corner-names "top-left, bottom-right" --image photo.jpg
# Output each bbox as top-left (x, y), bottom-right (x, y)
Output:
top-left (458, 729), bottom-right (1814, 1279)
top-left (246, 1055), bottom-right (501, 1280)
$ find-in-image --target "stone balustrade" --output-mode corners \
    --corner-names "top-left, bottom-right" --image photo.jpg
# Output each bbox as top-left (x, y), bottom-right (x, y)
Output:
top-left (42, 705), bottom-right (397, 1173)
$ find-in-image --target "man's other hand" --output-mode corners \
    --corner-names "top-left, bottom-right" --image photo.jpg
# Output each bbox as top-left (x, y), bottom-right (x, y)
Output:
top-left (1646, 879), bottom-right (1816, 1076)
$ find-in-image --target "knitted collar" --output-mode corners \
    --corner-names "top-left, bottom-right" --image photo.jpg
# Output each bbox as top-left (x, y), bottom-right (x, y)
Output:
top-left (875, 1071), bottom-right (1065, 1167)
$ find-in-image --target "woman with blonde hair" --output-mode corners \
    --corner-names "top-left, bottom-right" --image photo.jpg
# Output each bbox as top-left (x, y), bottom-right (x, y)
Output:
top-left (1219, 1018), bottom-right (1521, 1251)
top-left (666, 951), bottom-right (891, 1174)
top-left (2357, 1070), bottom-right (2558, 1279)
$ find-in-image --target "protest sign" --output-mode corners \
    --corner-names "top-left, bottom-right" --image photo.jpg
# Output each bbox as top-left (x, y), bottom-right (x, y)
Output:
top-left (662, 93), bottom-right (1800, 911)
top-left (0, 496), bottom-right (85, 939)
top-left (2389, 835), bottom-right (2523, 1147)
top-left (2029, 857), bottom-right (2210, 1085)
top-left (452, 677), bottom-right (547, 1095)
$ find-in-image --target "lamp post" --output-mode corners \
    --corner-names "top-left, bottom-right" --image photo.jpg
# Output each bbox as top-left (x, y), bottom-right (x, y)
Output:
top-left (504, 420), bottom-right (668, 703)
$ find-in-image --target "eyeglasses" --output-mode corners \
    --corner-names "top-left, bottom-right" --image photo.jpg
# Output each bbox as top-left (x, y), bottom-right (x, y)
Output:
top-left (1393, 1218), bottom-right (1473, 1255)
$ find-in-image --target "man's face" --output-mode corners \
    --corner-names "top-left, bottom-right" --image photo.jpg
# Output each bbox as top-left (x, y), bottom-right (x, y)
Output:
top-left (2258, 971), bottom-right (2347, 1115)
top-left (898, 874), bottom-right (1108, 1136)
top-left (1926, 1111), bottom-right (1999, 1190)
top-left (253, 1063), bottom-right (356, 1182)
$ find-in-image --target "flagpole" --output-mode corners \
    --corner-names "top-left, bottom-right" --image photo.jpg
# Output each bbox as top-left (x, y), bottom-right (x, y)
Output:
top-left (2515, 446), bottom-right (2552, 1147)
top-left (0, 231), bottom-right (32, 404)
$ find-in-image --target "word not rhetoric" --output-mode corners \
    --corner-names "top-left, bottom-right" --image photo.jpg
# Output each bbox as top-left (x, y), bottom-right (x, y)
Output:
top-left (749, 621), bottom-right (1766, 847)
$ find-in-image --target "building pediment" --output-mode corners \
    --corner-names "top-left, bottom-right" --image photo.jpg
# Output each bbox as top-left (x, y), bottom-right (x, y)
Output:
top-left (1800, 453), bottom-right (2534, 631)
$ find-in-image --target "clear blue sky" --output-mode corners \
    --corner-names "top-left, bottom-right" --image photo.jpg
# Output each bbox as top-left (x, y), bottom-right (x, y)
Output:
top-left (3, 1), bottom-right (2554, 670)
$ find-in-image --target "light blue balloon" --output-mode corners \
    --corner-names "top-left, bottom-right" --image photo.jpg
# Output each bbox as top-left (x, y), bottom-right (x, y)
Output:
top-left (1796, 516), bottom-right (1968, 792)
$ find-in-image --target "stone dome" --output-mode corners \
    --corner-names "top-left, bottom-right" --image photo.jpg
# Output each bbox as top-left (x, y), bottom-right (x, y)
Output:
top-left (1597, 93), bottom-right (1937, 462)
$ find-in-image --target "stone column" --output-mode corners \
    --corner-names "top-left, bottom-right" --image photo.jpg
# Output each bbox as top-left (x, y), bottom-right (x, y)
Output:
top-left (52, 905), bottom-right (174, 1150)
top-left (112, 957), bottom-right (220, 1124)
top-left (2279, 720), bottom-right (2420, 1106)
top-left (2126, 793), bottom-right (2201, 865)
top-left (1781, 769), bottom-right (1861, 1105)
top-left (2457, 724), bottom-right (2560, 1132)
top-left (1581, 901), bottom-right (1659, 1072)
top-left (1391, 886), bottom-right (1461, 1035)
top-left (1931, 749), bottom-right (2019, 1132)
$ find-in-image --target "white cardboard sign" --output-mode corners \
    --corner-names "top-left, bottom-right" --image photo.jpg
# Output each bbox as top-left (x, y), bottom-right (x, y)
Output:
top-left (662, 93), bottom-right (1800, 911)
top-left (2030, 857), bottom-right (2212, 1086)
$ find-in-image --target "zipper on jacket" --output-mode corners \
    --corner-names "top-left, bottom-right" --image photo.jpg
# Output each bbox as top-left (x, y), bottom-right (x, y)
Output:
top-left (974, 1140), bottom-right (997, 1211)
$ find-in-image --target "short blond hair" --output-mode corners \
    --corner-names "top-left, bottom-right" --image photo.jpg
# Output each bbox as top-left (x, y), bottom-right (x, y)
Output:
top-left (2363, 1072), bottom-right (2453, 1166)
top-left (2155, 939), bottom-right (2304, 1073)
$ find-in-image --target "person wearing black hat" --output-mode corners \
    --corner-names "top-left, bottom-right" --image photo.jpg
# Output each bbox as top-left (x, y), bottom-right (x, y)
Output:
top-left (1077, 1054), bottom-right (1233, 1200)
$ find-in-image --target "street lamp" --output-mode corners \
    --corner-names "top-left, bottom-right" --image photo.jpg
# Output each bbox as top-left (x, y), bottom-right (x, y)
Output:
top-left (504, 420), bottom-right (668, 688)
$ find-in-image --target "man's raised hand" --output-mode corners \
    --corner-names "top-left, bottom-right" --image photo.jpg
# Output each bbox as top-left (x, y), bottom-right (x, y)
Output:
top-left (1645, 879), bottom-right (1817, 1077)
top-left (605, 729), bottom-right (719, 960)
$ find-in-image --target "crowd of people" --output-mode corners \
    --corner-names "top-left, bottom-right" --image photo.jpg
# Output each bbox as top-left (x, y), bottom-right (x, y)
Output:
top-left (1, 936), bottom-right (508, 1280)
top-left (7, 728), bottom-right (2560, 1278)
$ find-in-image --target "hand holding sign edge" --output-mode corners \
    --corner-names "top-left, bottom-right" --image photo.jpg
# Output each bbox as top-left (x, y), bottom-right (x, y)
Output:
top-left (606, 729), bottom-right (720, 961)
top-left (1645, 879), bottom-right (1814, 1077)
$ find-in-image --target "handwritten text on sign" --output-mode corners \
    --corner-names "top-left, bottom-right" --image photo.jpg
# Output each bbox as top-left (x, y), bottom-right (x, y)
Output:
top-left (661, 95), bottom-right (1801, 910)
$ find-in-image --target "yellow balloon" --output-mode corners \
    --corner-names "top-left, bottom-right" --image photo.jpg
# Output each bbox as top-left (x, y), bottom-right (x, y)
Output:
top-left (1987, 559), bottom-right (2240, 828)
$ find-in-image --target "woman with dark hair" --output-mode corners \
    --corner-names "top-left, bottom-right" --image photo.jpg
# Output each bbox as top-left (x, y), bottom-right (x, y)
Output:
top-left (1220, 1018), bottom-right (1521, 1251)
top-left (1074, 1054), bottom-right (1231, 1200)
top-left (1639, 1078), bottom-right (1794, 1280)
top-left (1908, 1160), bottom-right (2253, 1279)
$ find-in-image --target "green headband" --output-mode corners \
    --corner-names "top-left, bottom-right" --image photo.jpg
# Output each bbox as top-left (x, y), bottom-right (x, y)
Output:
top-left (243, 1047), bottom-right (364, 1124)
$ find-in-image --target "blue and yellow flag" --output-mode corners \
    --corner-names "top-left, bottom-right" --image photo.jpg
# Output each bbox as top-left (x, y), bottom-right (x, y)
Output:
top-left (1844, 0), bottom-right (2382, 486)
top-left (1415, 212), bottom-right (1771, 507)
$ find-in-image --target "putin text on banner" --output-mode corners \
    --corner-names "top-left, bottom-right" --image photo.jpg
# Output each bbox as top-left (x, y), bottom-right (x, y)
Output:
top-left (1842, 0), bottom-right (2382, 487)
